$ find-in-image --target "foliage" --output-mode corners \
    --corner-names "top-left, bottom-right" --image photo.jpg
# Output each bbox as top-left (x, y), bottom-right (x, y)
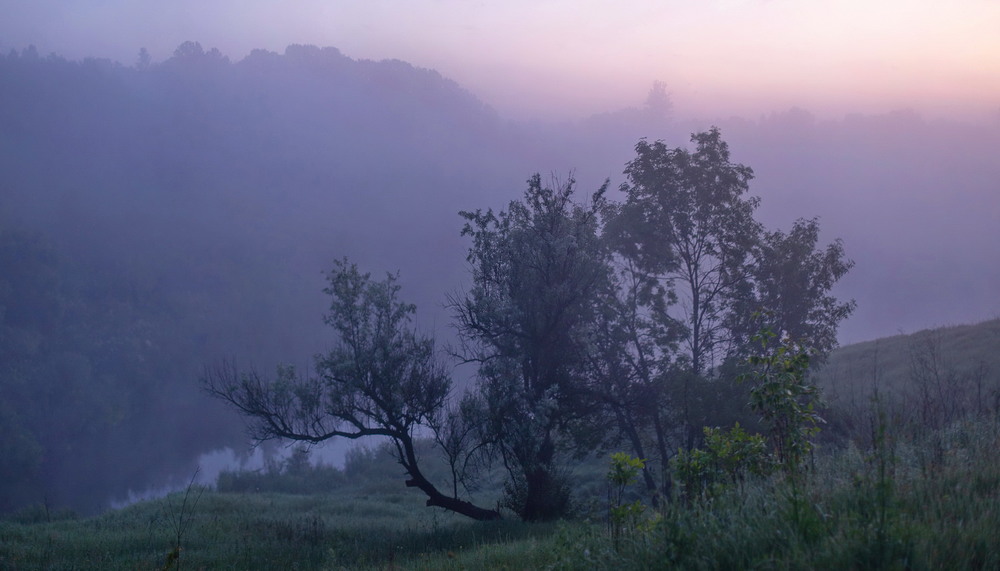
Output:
top-left (206, 173), bottom-right (620, 523)
top-left (750, 218), bottom-right (856, 357)
top-left (4, 417), bottom-right (998, 569)
top-left (606, 453), bottom-right (648, 543)
top-left (906, 328), bottom-right (995, 431)
top-left (863, 390), bottom-right (901, 567)
top-left (607, 452), bottom-right (645, 499)
top-left (0, 42), bottom-right (517, 515)
top-left (740, 328), bottom-right (824, 473)
top-left (206, 259), bottom-right (450, 445)
top-left (593, 129), bottom-right (853, 506)
top-left (0, 224), bottom-right (240, 515)
top-left (673, 423), bottom-right (770, 500)
top-left (453, 174), bottom-right (610, 521)
top-left (547, 417), bottom-right (999, 570)
top-left (609, 128), bottom-right (761, 379)
top-left (215, 448), bottom-right (347, 495)
top-left (199, 128), bottom-right (855, 526)
top-left (0, 488), bottom-right (553, 570)
top-left (0, 417), bottom-right (973, 571)
top-left (205, 259), bottom-right (499, 520)
top-left (160, 473), bottom-right (205, 570)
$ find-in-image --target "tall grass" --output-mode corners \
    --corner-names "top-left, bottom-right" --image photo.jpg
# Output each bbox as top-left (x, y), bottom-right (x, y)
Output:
top-left (2, 419), bottom-right (997, 569)
top-left (0, 487), bottom-right (557, 569)
top-left (540, 416), bottom-right (1000, 570)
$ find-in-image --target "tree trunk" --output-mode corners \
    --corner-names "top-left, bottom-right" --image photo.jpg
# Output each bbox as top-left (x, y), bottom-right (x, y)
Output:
top-left (652, 409), bottom-right (674, 502)
top-left (617, 408), bottom-right (660, 508)
top-left (404, 479), bottom-right (500, 521)
top-left (399, 433), bottom-right (501, 521)
top-left (519, 433), bottom-right (569, 521)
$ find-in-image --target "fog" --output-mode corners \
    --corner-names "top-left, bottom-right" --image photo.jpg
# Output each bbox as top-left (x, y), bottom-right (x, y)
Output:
top-left (2, 1), bottom-right (998, 121)
top-left (0, 2), bottom-right (997, 514)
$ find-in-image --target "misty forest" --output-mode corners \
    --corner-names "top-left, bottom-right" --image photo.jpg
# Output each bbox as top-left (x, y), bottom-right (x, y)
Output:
top-left (2, 42), bottom-right (1000, 569)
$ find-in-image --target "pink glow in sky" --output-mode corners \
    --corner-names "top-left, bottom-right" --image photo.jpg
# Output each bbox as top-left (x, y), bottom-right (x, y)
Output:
top-left (1, 0), bottom-right (997, 120)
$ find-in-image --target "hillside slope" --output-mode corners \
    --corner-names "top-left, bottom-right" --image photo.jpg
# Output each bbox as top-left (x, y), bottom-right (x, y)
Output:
top-left (817, 317), bottom-right (1000, 437)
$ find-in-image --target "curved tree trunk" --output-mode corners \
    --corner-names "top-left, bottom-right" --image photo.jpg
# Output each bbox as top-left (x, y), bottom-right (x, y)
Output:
top-left (404, 478), bottom-right (500, 521)
top-left (399, 434), bottom-right (501, 521)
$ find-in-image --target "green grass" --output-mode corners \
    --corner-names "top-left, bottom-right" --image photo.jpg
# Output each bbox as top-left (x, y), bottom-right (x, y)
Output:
top-left (539, 417), bottom-right (1000, 570)
top-left (4, 318), bottom-right (999, 570)
top-left (3, 418), bottom-right (999, 569)
top-left (816, 317), bottom-right (1000, 408)
top-left (0, 486), bottom-right (560, 570)
top-left (389, 416), bottom-right (1000, 571)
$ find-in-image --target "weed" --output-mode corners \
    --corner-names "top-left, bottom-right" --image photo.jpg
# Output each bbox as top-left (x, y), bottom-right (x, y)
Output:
top-left (160, 470), bottom-right (204, 570)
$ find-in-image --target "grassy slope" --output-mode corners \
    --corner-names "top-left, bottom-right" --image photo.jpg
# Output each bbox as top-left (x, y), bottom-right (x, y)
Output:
top-left (416, 418), bottom-right (1000, 570)
top-left (817, 317), bottom-right (1000, 402)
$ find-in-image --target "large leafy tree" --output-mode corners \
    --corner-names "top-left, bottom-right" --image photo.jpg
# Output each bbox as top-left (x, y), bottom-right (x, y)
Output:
top-left (600, 127), bottom-right (762, 485)
top-left (609, 128), bottom-right (761, 378)
top-left (452, 174), bottom-right (610, 521)
top-left (596, 129), bottom-right (854, 501)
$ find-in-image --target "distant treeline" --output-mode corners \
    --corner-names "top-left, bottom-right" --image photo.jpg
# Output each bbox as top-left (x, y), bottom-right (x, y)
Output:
top-left (0, 42), bottom-right (525, 514)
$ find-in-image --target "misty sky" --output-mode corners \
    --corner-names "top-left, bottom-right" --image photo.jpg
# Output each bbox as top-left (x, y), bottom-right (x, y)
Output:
top-left (1, 0), bottom-right (997, 121)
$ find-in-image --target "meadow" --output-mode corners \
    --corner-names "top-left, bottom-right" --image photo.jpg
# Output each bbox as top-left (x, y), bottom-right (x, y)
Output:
top-left (2, 414), bottom-right (998, 570)
top-left (3, 320), bottom-right (999, 569)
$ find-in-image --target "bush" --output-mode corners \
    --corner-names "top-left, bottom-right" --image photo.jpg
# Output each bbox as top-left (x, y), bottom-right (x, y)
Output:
top-left (673, 423), bottom-right (771, 500)
top-left (216, 447), bottom-right (346, 494)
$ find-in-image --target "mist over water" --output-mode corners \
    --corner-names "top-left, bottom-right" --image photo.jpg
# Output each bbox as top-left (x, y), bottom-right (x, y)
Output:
top-left (0, 36), bottom-right (996, 513)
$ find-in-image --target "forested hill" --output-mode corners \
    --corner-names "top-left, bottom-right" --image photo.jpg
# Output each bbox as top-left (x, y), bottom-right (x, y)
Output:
top-left (1, 42), bottom-right (515, 276)
top-left (0, 43), bottom-right (541, 515)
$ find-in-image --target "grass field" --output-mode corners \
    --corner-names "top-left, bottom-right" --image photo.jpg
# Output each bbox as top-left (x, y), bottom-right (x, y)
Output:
top-left (817, 318), bottom-right (1000, 417)
top-left (0, 486), bottom-right (561, 569)
top-left (4, 320), bottom-right (999, 569)
top-left (3, 415), bottom-right (999, 569)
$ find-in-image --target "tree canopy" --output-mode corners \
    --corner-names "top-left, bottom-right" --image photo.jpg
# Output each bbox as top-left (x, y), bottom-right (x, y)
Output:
top-left (208, 129), bottom-right (855, 520)
top-left (452, 174), bottom-right (611, 520)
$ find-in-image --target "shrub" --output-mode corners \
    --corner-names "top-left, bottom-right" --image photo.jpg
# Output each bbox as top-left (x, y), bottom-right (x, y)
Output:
top-left (673, 423), bottom-right (771, 500)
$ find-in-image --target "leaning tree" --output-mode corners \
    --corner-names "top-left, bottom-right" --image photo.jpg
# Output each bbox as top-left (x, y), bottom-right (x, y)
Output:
top-left (204, 258), bottom-right (500, 520)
